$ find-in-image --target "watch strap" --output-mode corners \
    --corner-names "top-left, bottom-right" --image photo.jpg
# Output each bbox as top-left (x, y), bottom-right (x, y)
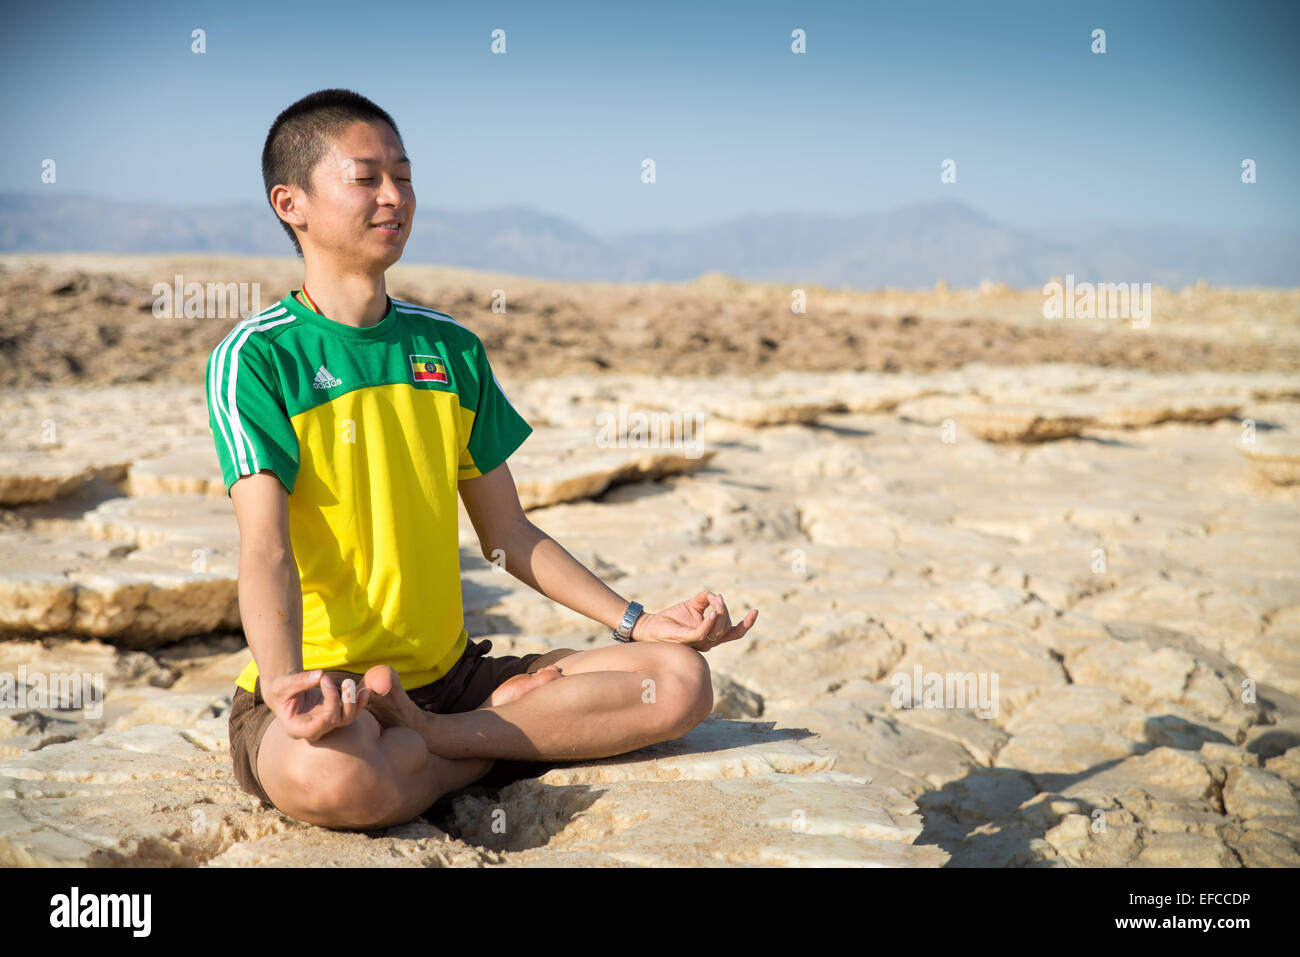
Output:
top-left (612, 600), bottom-right (643, 642)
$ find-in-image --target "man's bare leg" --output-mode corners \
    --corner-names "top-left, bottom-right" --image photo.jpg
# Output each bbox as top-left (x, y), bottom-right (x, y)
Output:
top-left (362, 662), bottom-right (567, 731)
top-left (360, 642), bottom-right (712, 763)
top-left (254, 666), bottom-right (565, 830)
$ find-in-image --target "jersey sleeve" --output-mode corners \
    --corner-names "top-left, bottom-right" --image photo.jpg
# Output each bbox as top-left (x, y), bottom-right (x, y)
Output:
top-left (205, 331), bottom-right (300, 496)
top-left (458, 336), bottom-right (532, 481)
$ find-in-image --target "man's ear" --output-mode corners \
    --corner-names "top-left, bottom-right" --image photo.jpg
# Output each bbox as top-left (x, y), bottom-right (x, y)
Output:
top-left (271, 183), bottom-right (308, 231)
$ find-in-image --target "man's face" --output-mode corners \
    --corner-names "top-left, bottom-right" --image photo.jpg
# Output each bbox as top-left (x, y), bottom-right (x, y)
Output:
top-left (296, 119), bottom-right (415, 270)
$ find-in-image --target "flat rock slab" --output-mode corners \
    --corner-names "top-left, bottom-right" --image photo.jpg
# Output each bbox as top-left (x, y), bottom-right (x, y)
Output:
top-left (898, 392), bottom-right (1243, 443)
top-left (1089, 394), bottom-right (1243, 429)
top-left (0, 527), bottom-right (239, 643)
top-left (515, 371), bottom-right (929, 429)
top-left (452, 772), bottom-right (945, 867)
top-left (0, 451), bottom-right (132, 505)
top-left (509, 427), bottom-right (716, 509)
top-left (0, 716), bottom-right (946, 868)
top-left (84, 494), bottom-right (239, 548)
top-left (127, 438), bottom-right (227, 498)
top-left (0, 384), bottom-right (200, 504)
top-left (952, 402), bottom-right (1095, 443)
top-left (1238, 434), bottom-right (1300, 485)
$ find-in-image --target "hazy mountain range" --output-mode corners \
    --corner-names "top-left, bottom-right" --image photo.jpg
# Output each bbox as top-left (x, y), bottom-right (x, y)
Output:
top-left (2, 192), bottom-right (1296, 289)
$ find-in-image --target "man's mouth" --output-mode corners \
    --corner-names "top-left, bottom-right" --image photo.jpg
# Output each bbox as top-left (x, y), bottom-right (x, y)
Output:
top-left (372, 222), bottom-right (402, 233)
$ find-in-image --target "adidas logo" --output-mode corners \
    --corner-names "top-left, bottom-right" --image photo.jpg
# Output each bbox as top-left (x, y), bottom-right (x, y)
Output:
top-left (312, 364), bottom-right (342, 389)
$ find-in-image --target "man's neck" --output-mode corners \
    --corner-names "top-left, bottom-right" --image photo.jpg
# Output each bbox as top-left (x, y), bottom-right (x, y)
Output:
top-left (298, 265), bottom-right (390, 329)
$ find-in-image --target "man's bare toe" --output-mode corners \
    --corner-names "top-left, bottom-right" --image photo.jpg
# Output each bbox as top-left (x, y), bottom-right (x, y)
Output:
top-left (481, 665), bottom-right (564, 709)
top-left (360, 665), bottom-right (421, 729)
top-left (360, 665), bottom-right (397, 697)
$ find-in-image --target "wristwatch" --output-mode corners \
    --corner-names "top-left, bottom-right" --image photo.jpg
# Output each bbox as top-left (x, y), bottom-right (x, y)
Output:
top-left (612, 600), bottom-right (643, 643)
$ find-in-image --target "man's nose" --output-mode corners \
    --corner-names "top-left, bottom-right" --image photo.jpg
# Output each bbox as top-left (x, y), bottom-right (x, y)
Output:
top-left (377, 175), bottom-right (405, 205)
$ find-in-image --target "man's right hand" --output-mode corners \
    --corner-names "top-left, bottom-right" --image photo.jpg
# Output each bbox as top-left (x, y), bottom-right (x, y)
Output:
top-left (262, 670), bottom-right (375, 742)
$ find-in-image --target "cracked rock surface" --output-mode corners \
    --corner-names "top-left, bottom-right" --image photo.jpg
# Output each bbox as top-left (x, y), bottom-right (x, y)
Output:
top-left (2, 262), bottom-right (1298, 866)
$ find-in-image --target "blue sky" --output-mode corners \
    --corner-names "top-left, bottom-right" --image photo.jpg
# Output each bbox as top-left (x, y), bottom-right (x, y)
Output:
top-left (1, 0), bottom-right (1296, 237)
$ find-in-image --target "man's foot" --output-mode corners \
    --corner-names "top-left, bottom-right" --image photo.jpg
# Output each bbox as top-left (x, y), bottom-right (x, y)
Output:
top-left (478, 665), bottom-right (564, 710)
top-left (356, 665), bottom-right (423, 731)
top-left (358, 663), bottom-right (564, 730)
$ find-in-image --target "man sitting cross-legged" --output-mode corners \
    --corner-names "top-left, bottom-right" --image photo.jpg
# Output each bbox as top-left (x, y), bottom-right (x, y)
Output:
top-left (211, 88), bottom-right (759, 831)
top-left (256, 593), bottom-right (752, 831)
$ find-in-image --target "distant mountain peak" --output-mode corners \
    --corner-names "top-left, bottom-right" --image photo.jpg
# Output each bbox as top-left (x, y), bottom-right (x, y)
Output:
top-left (0, 192), bottom-right (1294, 288)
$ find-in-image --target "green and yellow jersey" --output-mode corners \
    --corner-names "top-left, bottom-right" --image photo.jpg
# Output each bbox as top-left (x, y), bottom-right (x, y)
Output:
top-left (204, 291), bottom-right (532, 694)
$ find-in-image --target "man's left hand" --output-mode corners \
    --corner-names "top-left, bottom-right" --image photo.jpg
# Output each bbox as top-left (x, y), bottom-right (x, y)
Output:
top-left (631, 591), bottom-right (758, 652)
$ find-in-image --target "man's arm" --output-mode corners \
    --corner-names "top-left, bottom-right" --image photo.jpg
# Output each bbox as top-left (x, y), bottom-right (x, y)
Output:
top-left (229, 470), bottom-right (374, 738)
top-left (459, 462), bottom-right (635, 634)
top-left (460, 462), bottom-right (759, 649)
top-left (230, 471), bottom-right (304, 682)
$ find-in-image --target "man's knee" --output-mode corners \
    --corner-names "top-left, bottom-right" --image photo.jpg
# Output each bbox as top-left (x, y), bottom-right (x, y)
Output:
top-left (265, 716), bottom-right (404, 829)
top-left (646, 643), bottom-right (713, 735)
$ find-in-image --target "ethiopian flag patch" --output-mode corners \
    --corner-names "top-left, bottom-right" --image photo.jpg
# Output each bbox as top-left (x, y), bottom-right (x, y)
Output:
top-left (410, 354), bottom-right (448, 383)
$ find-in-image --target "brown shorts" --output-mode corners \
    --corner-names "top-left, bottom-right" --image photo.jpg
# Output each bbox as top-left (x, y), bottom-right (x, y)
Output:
top-left (227, 638), bottom-right (576, 807)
